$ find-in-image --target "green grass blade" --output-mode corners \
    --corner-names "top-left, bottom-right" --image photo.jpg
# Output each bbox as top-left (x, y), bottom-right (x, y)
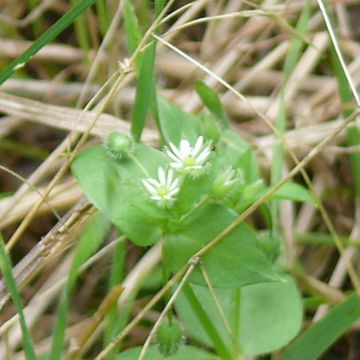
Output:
top-left (123, 0), bottom-right (142, 55)
top-left (270, 0), bottom-right (311, 236)
top-left (128, 1), bottom-right (165, 142)
top-left (155, 0), bottom-right (166, 16)
top-left (0, 0), bottom-right (95, 85)
top-left (321, 4), bottom-right (360, 196)
top-left (0, 233), bottom-right (38, 360)
top-left (195, 79), bottom-right (230, 129)
top-left (281, 293), bottom-right (360, 360)
top-left (103, 240), bottom-right (126, 360)
top-left (70, 0), bottom-right (91, 59)
top-left (131, 45), bottom-right (156, 142)
top-left (96, 0), bottom-right (110, 36)
top-left (183, 283), bottom-right (233, 360)
top-left (49, 213), bottom-right (109, 359)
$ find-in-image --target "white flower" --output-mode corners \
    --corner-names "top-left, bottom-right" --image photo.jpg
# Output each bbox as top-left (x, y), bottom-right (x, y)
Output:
top-left (142, 167), bottom-right (180, 208)
top-left (166, 136), bottom-right (211, 176)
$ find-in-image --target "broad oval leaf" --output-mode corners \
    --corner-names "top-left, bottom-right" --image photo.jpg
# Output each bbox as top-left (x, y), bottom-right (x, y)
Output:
top-left (176, 278), bottom-right (303, 356)
top-left (71, 143), bottom-right (170, 246)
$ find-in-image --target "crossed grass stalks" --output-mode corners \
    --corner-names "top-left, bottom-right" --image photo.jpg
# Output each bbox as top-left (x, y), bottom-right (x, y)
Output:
top-left (1, 1), bottom-right (360, 358)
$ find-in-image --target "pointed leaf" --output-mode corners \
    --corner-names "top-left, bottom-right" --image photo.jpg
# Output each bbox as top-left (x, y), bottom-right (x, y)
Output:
top-left (164, 203), bottom-right (279, 288)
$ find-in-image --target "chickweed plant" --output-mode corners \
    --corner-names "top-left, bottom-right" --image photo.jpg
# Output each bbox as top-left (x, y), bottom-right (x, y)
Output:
top-left (72, 95), bottom-right (312, 359)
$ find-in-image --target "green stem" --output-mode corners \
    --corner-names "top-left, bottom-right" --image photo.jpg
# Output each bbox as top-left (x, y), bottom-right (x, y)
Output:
top-left (232, 288), bottom-right (243, 357)
top-left (128, 153), bottom-right (149, 177)
top-left (183, 283), bottom-right (234, 360)
top-left (180, 195), bottom-right (209, 222)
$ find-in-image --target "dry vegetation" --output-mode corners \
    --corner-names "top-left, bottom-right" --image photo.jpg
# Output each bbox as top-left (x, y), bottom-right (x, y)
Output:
top-left (0, 0), bottom-right (360, 359)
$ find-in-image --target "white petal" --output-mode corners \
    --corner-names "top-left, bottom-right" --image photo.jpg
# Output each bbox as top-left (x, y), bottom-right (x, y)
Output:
top-left (169, 142), bottom-right (182, 159)
top-left (169, 177), bottom-right (180, 190)
top-left (142, 180), bottom-right (157, 194)
top-left (168, 187), bottom-right (179, 196)
top-left (151, 195), bottom-right (162, 200)
top-left (196, 147), bottom-right (210, 163)
top-left (170, 162), bottom-right (183, 169)
top-left (180, 139), bottom-right (191, 157)
top-left (166, 169), bottom-right (173, 187)
top-left (192, 136), bottom-right (203, 157)
top-left (166, 150), bottom-right (181, 163)
top-left (158, 167), bottom-right (166, 186)
top-left (147, 178), bottom-right (161, 188)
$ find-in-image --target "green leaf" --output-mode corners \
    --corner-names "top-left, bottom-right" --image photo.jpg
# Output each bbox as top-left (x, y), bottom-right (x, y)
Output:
top-left (157, 96), bottom-right (199, 145)
top-left (181, 283), bottom-right (233, 360)
top-left (257, 232), bottom-right (281, 263)
top-left (0, 233), bottom-right (38, 360)
top-left (104, 239), bottom-right (126, 353)
top-left (0, 0), bottom-right (96, 85)
top-left (197, 114), bottom-right (221, 142)
top-left (324, 0), bottom-right (360, 198)
top-left (164, 203), bottom-right (279, 288)
top-left (176, 278), bottom-right (303, 356)
top-left (270, 0), bottom-right (312, 234)
top-left (117, 345), bottom-right (219, 360)
top-left (218, 130), bottom-right (260, 181)
top-left (126, 0), bottom-right (159, 143)
top-left (219, 129), bottom-right (249, 161)
top-left (131, 44), bottom-right (156, 142)
top-left (234, 147), bottom-right (261, 184)
top-left (195, 79), bottom-right (229, 128)
top-left (281, 292), bottom-right (360, 360)
top-left (271, 182), bottom-right (316, 205)
top-left (71, 144), bottom-right (170, 245)
top-left (123, 0), bottom-right (142, 54)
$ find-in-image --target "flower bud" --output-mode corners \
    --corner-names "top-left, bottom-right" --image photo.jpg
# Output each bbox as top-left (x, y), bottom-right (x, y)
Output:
top-left (104, 132), bottom-right (133, 160)
top-left (210, 167), bottom-right (243, 199)
top-left (157, 320), bottom-right (183, 357)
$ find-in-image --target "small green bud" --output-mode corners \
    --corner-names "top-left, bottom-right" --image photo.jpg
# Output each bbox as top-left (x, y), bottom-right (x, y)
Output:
top-left (104, 132), bottom-right (133, 160)
top-left (210, 167), bottom-right (243, 200)
top-left (156, 320), bottom-right (183, 357)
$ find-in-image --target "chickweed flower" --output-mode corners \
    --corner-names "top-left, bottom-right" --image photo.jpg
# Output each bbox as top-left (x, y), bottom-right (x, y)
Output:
top-left (142, 167), bottom-right (180, 208)
top-left (166, 136), bottom-right (211, 177)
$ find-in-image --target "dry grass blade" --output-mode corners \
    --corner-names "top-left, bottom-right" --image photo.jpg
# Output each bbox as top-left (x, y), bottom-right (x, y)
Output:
top-left (0, 199), bottom-right (95, 310)
top-left (0, 91), bottom-right (157, 141)
top-left (65, 285), bottom-right (123, 359)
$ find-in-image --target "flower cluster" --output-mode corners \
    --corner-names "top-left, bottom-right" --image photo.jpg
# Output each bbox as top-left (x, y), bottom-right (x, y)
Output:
top-left (142, 136), bottom-right (211, 208)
